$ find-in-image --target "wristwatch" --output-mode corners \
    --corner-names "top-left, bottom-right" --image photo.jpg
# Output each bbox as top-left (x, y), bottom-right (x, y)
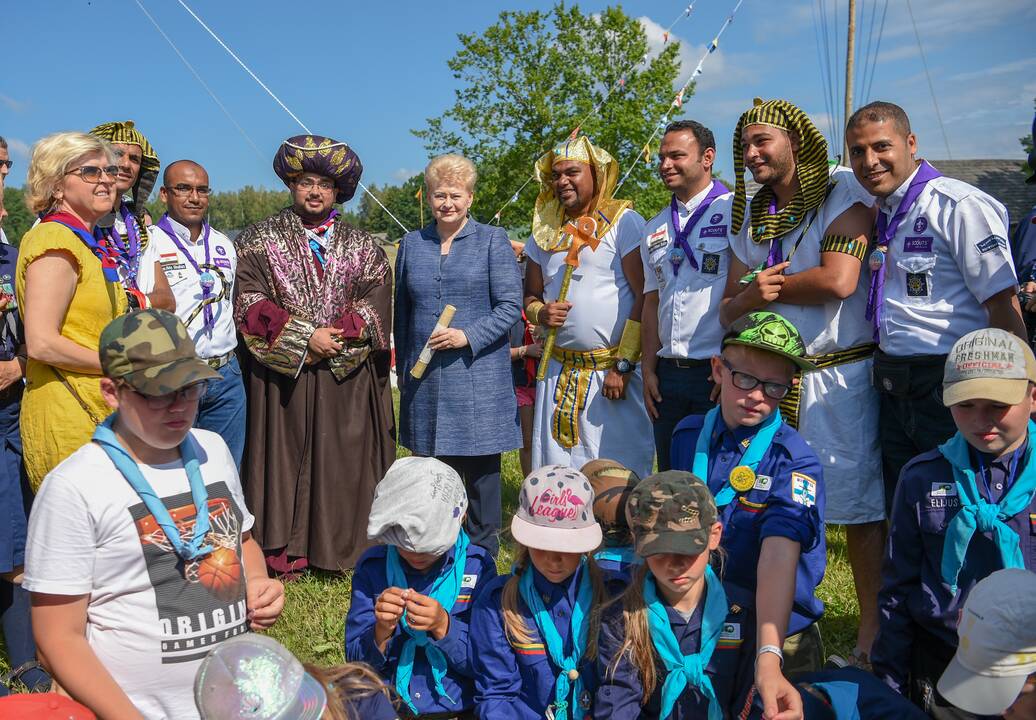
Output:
top-left (615, 358), bottom-right (635, 374)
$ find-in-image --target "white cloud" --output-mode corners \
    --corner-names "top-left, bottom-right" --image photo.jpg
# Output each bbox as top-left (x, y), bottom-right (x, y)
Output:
top-left (6, 138), bottom-right (30, 158)
top-left (950, 57), bottom-right (1036, 83)
top-left (0, 95), bottom-right (27, 113)
top-left (637, 15), bottom-right (752, 93)
top-left (392, 167), bottom-right (420, 182)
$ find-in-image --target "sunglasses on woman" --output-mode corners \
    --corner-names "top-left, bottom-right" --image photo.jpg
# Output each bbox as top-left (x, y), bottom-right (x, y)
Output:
top-left (720, 357), bottom-right (791, 400)
top-left (65, 165), bottom-right (120, 183)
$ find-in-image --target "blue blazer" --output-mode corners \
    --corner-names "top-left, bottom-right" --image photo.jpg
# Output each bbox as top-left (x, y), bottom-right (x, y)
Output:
top-left (394, 219), bottom-right (522, 456)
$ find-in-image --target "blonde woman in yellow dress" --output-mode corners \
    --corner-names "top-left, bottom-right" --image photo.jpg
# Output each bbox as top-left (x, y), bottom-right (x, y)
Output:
top-left (16, 132), bottom-right (128, 489)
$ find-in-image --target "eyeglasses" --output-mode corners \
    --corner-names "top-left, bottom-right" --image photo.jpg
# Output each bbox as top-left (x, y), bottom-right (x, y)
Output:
top-left (167, 184), bottom-right (213, 197)
top-left (720, 357), bottom-right (791, 400)
top-left (65, 165), bottom-right (120, 183)
top-left (123, 381), bottom-right (207, 409)
top-left (0, 160), bottom-right (12, 171)
top-left (295, 178), bottom-right (335, 192)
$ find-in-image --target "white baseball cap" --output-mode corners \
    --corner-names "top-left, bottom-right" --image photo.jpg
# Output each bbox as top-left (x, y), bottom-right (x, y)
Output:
top-left (938, 569), bottom-right (1036, 715)
top-left (194, 634), bottom-right (326, 720)
top-left (511, 465), bottom-right (602, 553)
top-left (943, 328), bottom-right (1036, 406)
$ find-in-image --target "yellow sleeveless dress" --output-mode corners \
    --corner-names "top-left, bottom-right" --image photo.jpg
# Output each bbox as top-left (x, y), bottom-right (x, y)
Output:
top-left (16, 221), bottom-right (127, 490)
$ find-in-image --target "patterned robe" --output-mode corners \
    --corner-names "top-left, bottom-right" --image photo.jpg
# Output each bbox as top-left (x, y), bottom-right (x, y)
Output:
top-left (234, 208), bottom-right (394, 571)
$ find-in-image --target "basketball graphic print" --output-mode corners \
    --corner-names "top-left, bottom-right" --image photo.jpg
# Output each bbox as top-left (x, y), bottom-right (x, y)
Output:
top-left (196, 546), bottom-right (242, 601)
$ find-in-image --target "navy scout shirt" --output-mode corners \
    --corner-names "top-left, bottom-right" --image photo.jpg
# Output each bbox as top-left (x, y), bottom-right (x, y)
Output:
top-left (345, 543), bottom-right (497, 715)
top-left (871, 441), bottom-right (1036, 694)
top-left (470, 565), bottom-right (599, 720)
top-left (671, 414), bottom-right (827, 634)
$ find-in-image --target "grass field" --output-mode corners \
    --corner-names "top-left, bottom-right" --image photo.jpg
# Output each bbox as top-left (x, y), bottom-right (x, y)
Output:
top-left (0, 410), bottom-right (861, 688)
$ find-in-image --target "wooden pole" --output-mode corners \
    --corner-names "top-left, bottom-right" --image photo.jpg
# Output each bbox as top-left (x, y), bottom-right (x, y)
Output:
top-left (844, 0), bottom-right (856, 164)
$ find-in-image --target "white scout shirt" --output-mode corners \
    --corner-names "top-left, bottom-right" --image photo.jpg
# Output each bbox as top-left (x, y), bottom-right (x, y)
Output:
top-left (641, 184), bottom-right (734, 359)
top-left (729, 167), bottom-right (875, 356)
top-left (875, 164), bottom-right (1015, 356)
top-left (147, 216), bottom-right (238, 358)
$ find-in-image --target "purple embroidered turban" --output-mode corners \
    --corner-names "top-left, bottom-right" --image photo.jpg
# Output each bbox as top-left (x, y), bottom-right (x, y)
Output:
top-left (272, 135), bottom-right (363, 203)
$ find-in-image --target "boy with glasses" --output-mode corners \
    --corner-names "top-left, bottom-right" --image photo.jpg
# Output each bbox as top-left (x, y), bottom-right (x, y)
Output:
top-left (23, 309), bottom-right (284, 719)
top-left (671, 311), bottom-right (827, 716)
top-left (148, 160), bottom-right (245, 468)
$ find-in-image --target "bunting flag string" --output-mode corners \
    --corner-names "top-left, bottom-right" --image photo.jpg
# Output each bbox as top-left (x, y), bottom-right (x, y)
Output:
top-left (615, 0), bottom-right (746, 192)
top-left (170, 0), bottom-right (411, 233)
top-left (489, 1), bottom-right (701, 227)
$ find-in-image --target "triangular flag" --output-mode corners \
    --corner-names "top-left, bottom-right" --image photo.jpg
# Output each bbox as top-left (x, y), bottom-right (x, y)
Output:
top-left (663, 31), bottom-right (669, 43)
top-left (415, 187), bottom-right (423, 200)
top-left (643, 144), bottom-right (652, 162)
top-left (568, 126), bottom-right (580, 141)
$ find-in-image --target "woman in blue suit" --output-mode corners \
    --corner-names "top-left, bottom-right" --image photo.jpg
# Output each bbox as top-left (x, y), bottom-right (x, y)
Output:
top-left (394, 154), bottom-right (523, 557)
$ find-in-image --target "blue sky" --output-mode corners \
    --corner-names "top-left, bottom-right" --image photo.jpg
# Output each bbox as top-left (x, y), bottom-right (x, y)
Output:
top-left (2, 0), bottom-right (1033, 215)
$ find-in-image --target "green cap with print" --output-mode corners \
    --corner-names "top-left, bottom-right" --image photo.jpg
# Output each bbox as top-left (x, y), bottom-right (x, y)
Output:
top-left (626, 471), bottom-right (717, 557)
top-left (99, 309), bottom-right (221, 396)
top-left (723, 310), bottom-right (816, 371)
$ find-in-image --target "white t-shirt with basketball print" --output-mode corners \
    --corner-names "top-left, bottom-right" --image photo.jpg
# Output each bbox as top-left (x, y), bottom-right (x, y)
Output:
top-left (23, 429), bottom-right (254, 720)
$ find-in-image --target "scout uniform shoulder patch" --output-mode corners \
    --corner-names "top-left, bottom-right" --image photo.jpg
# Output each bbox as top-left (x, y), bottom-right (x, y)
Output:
top-left (791, 472), bottom-right (816, 507)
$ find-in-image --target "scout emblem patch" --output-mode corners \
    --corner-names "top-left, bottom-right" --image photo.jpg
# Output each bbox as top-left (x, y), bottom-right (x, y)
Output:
top-left (729, 466), bottom-right (756, 493)
top-left (702, 253), bottom-right (720, 274)
top-left (791, 472), bottom-right (816, 507)
top-left (906, 272), bottom-right (929, 297)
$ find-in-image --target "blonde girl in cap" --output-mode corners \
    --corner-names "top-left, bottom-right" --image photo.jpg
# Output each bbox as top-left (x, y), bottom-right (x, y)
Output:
top-left (470, 465), bottom-right (607, 720)
top-left (596, 471), bottom-right (755, 720)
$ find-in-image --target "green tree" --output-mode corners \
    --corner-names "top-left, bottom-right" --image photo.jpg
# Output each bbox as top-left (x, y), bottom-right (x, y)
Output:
top-left (0, 186), bottom-right (35, 246)
top-left (414, 4), bottom-right (686, 236)
top-left (358, 175), bottom-right (426, 239)
top-left (147, 186), bottom-right (292, 232)
top-left (1021, 97), bottom-right (1034, 175)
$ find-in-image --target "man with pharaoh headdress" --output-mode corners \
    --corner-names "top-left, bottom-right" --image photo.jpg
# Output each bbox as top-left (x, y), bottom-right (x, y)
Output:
top-left (523, 136), bottom-right (652, 477)
top-left (234, 135), bottom-right (394, 573)
top-left (89, 120), bottom-right (174, 311)
top-left (719, 99), bottom-right (882, 670)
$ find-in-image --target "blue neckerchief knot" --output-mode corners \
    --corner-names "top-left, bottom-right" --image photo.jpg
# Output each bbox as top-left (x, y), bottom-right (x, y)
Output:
top-left (593, 547), bottom-right (642, 567)
top-left (692, 406), bottom-right (782, 507)
top-left (643, 565), bottom-right (727, 720)
top-left (92, 415), bottom-right (213, 561)
top-left (937, 424), bottom-right (1036, 593)
top-left (385, 530), bottom-right (469, 714)
top-left (518, 562), bottom-right (593, 720)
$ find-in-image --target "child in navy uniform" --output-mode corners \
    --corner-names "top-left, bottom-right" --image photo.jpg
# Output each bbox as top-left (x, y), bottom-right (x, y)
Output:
top-left (595, 471), bottom-right (755, 720)
top-left (470, 465), bottom-right (607, 720)
top-left (581, 459), bottom-right (641, 584)
top-left (346, 457), bottom-right (497, 719)
top-left (871, 328), bottom-right (1036, 719)
top-left (670, 310), bottom-right (826, 716)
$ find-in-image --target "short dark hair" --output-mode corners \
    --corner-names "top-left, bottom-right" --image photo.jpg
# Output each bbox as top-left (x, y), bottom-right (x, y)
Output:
top-left (663, 120), bottom-right (716, 153)
top-left (0, 136), bottom-right (7, 150)
top-left (846, 101), bottom-right (912, 137)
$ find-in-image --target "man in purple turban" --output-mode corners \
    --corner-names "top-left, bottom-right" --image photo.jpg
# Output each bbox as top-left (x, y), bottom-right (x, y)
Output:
top-left (234, 134), bottom-right (394, 574)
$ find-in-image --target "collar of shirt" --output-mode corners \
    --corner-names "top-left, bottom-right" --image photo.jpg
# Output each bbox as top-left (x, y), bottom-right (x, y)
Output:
top-left (531, 562), bottom-right (584, 609)
top-left (42, 211), bottom-right (90, 232)
top-left (711, 413), bottom-right (762, 451)
top-left (677, 182), bottom-right (714, 218)
top-left (972, 437), bottom-right (1029, 500)
top-left (664, 595), bottom-right (705, 641)
top-left (399, 551), bottom-right (452, 589)
top-left (423, 218), bottom-right (478, 243)
top-left (879, 161), bottom-right (923, 215)
top-left (163, 215), bottom-right (207, 245)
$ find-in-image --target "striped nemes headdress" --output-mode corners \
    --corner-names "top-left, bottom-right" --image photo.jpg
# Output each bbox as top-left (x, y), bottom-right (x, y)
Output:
top-left (90, 120), bottom-right (161, 215)
top-left (731, 99), bottom-right (830, 244)
top-left (532, 135), bottom-right (632, 253)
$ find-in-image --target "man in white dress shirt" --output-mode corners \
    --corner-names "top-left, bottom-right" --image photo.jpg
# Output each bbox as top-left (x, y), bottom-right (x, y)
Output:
top-left (641, 120), bottom-right (735, 470)
top-left (148, 160), bottom-right (245, 467)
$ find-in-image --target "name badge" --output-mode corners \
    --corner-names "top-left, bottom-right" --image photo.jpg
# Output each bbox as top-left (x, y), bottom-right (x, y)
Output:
top-left (931, 482), bottom-right (957, 498)
top-left (648, 228), bottom-right (668, 252)
top-left (903, 236), bottom-right (933, 253)
top-left (699, 225), bottom-right (727, 239)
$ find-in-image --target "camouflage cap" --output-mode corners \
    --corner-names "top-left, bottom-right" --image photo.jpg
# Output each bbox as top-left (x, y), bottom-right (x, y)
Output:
top-left (99, 309), bottom-right (221, 396)
top-left (580, 459), bottom-right (641, 546)
top-left (723, 311), bottom-right (816, 372)
top-left (626, 471), bottom-right (718, 558)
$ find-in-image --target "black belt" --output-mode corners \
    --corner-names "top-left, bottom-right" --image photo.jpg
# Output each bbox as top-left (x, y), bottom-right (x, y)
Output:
top-left (659, 357), bottom-right (711, 369)
top-left (874, 349), bottom-right (946, 368)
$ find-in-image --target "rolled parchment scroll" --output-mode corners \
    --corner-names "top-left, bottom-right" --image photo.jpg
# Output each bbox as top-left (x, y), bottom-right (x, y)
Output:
top-left (410, 304), bottom-right (457, 379)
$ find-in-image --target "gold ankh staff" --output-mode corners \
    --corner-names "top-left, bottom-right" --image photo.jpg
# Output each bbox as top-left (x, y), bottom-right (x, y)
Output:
top-left (536, 215), bottom-right (600, 381)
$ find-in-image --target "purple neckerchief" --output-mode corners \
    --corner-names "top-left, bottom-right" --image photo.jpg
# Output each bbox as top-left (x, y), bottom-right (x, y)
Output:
top-left (95, 201), bottom-right (142, 288)
top-left (764, 195), bottom-right (783, 266)
top-left (669, 180), bottom-right (727, 275)
top-left (157, 214), bottom-right (215, 333)
top-left (865, 161), bottom-right (942, 340)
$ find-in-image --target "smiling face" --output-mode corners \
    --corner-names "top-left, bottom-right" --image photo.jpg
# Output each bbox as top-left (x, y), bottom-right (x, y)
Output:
top-left (551, 160), bottom-right (595, 216)
top-left (644, 521), bottom-right (721, 604)
top-left (659, 129), bottom-right (714, 199)
top-left (528, 547), bottom-right (583, 584)
top-left (949, 385), bottom-right (1036, 458)
top-left (741, 124), bottom-right (797, 187)
top-left (57, 150), bottom-right (118, 226)
top-left (711, 344), bottom-right (795, 428)
top-left (846, 118), bottom-right (918, 198)
top-left (290, 172), bottom-right (337, 223)
top-left (111, 142), bottom-right (143, 195)
top-left (160, 161), bottom-right (210, 229)
top-left (428, 182), bottom-right (473, 225)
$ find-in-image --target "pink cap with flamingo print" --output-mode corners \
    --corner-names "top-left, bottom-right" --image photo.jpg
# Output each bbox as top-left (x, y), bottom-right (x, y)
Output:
top-left (510, 465), bottom-right (603, 553)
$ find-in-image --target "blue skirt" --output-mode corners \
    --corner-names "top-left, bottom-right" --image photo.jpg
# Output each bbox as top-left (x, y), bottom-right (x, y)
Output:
top-left (0, 388), bottom-right (29, 573)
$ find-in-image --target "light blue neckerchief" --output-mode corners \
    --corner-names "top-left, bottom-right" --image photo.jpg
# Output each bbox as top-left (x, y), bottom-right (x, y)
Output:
top-left (937, 425), bottom-right (1036, 593)
top-left (643, 565), bottom-right (727, 720)
top-left (593, 546), bottom-right (642, 567)
top-left (810, 681), bottom-right (861, 720)
top-left (93, 415), bottom-right (213, 561)
top-left (518, 562), bottom-right (593, 720)
top-left (385, 530), bottom-right (470, 714)
top-left (692, 406), bottom-right (782, 507)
